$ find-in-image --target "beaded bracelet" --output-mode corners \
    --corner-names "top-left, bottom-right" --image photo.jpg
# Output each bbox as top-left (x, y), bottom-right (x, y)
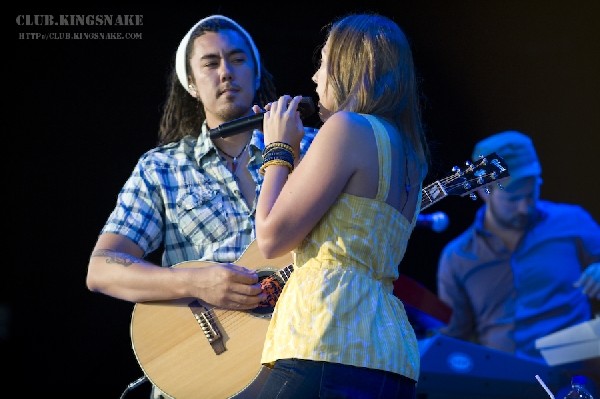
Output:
top-left (264, 141), bottom-right (295, 158)
top-left (263, 148), bottom-right (294, 163)
top-left (260, 145), bottom-right (295, 175)
top-left (259, 158), bottom-right (294, 175)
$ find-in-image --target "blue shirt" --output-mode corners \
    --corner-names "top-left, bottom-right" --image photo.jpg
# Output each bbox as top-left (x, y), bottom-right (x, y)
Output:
top-left (437, 200), bottom-right (600, 360)
top-left (102, 123), bottom-right (317, 267)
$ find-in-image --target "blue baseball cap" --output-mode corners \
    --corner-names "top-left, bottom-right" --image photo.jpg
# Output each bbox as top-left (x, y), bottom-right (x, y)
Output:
top-left (472, 130), bottom-right (542, 183)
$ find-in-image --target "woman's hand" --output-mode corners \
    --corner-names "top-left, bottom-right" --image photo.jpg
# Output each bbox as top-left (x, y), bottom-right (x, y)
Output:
top-left (262, 95), bottom-right (305, 148)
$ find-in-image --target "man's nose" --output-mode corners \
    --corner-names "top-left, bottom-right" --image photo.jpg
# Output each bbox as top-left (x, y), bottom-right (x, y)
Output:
top-left (516, 198), bottom-right (534, 214)
top-left (219, 60), bottom-right (233, 80)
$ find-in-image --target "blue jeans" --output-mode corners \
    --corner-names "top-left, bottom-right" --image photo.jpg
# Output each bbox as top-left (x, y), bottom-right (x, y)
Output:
top-left (256, 358), bottom-right (417, 399)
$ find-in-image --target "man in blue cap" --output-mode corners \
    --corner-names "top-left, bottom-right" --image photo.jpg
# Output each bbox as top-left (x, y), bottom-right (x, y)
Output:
top-left (436, 130), bottom-right (599, 392)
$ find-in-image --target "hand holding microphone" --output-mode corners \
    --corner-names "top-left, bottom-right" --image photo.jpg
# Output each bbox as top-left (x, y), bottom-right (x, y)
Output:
top-left (262, 95), bottom-right (308, 147)
top-left (416, 211), bottom-right (450, 233)
top-left (209, 96), bottom-right (315, 139)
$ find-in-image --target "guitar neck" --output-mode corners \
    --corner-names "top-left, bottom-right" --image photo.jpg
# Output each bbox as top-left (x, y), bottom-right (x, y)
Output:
top-left (419, 152), bottom-right (510, 212)
top-left (275, 264), bottom-right (294, 284)
top-left (421, 180), bottom-right (446, 211)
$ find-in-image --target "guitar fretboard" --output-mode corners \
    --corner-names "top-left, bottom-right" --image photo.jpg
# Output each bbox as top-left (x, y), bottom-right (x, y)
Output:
top-left (421, 181), bottom-right (446, 211)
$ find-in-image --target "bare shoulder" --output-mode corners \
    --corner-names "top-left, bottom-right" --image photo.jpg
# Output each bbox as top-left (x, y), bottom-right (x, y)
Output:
top-left (318, 111), bottom-right (373, 144)
top-left (311, 112), bottom-right (378, 177)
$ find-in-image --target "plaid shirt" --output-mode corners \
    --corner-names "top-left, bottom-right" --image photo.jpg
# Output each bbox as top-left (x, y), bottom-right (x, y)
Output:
top-left (102, 123), bottom-right (317, 266)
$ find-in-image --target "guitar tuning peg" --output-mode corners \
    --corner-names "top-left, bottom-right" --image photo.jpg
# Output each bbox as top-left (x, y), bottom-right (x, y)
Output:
top-left (484, 187), bottom-right (491, 194)
top-left (497, 182), bottom-right (505, 190)
top-left (452, 165), bottom-right (464, 176)
top-left (469, 193), bottom-right (477, 200)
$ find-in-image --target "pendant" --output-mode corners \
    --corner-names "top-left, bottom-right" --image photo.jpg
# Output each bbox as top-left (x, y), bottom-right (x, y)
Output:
top-left (232, 157), bottom-right (238, 173)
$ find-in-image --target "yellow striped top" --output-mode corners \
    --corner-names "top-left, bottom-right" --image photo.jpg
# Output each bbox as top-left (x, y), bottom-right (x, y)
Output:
top-left (261, 114), bottom-right (421, 381)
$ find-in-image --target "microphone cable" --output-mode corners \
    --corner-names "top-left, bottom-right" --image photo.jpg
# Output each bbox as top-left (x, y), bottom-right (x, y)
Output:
top-left (119, 376), bottom-right (148, 399)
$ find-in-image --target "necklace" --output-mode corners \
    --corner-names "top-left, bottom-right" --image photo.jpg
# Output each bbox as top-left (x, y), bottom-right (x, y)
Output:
top-left (215, 140), bottom-right (250, 173)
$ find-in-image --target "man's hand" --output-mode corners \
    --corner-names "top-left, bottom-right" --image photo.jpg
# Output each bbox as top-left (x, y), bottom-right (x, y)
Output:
top-left (186, 263), bottom-right (266, 309)
top-left (575, 262), bottom-right (600, 300)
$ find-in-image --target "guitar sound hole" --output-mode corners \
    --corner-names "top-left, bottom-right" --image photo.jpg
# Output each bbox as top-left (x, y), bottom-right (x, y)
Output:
top-left (251, 270), bottom-right (283, 318)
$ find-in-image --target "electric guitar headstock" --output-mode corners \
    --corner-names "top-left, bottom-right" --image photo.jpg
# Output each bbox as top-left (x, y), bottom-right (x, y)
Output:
top-left (422, 152), bottom-right (510, 210)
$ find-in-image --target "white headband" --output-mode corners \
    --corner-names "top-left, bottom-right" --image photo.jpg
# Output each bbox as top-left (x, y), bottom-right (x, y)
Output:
top-left (175, 15), bottom-right (261, 93)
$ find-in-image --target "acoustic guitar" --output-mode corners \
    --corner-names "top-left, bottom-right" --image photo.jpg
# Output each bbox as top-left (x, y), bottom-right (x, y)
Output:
top-left (130, 152), bottom-right (509, 398)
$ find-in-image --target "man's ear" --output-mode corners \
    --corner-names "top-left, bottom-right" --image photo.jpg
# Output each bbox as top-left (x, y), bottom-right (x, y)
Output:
top-left (187, 82), bottom-right (197, 97)
top-left (476, 186), bottom-right (492, 203)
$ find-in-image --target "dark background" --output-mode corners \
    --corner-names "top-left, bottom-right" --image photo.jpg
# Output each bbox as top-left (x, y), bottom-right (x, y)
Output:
top-left (10, 1), bottom-right (600, 397)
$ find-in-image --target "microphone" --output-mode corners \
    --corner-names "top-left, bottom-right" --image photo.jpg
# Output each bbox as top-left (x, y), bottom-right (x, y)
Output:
top-left (209, 96), bottom-right (316, 139)
top-left (416, 211), bottom-right (449, 233)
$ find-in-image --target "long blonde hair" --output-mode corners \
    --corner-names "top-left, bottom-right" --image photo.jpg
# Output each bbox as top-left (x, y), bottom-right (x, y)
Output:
top-left (323, 13), bottom-right (429, 177)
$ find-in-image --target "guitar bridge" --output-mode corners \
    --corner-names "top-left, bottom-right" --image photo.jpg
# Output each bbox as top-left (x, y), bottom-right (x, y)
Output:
top-left (188, 299), bottom-right (226, 355)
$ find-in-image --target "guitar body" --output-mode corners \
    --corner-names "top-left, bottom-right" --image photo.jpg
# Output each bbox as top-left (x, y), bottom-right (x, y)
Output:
top-left (130, 245), bottom-right (293, 399)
